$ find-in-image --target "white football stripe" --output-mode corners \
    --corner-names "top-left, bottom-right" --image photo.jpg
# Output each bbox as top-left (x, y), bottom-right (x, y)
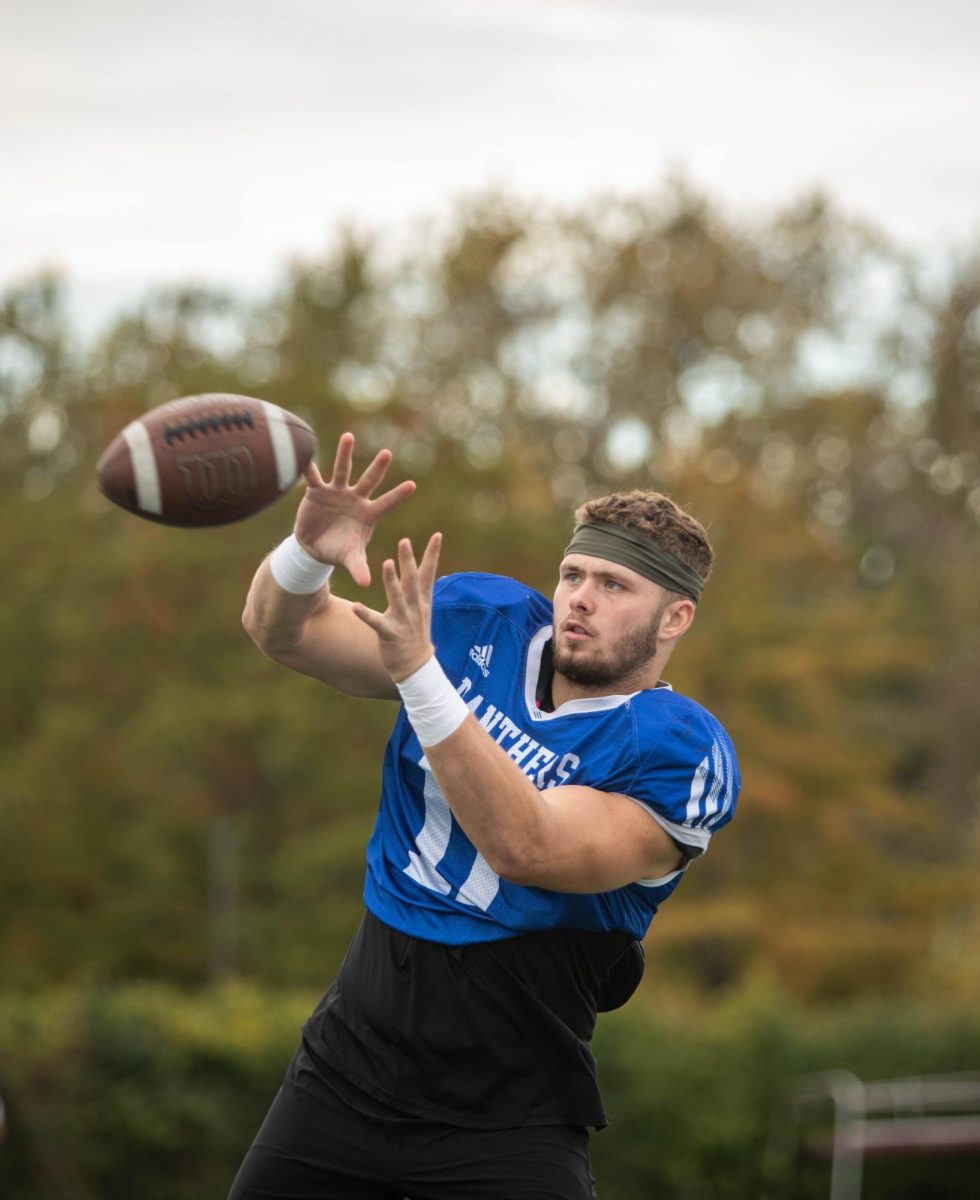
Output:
top-left (122, 420), bottom-right (162, 514)
top-left (261, 401), bottom-right (298, 491)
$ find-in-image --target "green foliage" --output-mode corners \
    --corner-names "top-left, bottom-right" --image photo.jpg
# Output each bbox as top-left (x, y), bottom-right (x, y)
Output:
top-left (1, 984), bottom-right (979, 1199)
top-left (0, 984), bottom-right (312, 1199)
top-left (592, 987), bottom-right (980, 1200)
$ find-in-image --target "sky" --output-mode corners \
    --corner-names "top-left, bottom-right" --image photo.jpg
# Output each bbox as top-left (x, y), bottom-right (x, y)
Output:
top-left (5, 0), bottom-right (980, 339)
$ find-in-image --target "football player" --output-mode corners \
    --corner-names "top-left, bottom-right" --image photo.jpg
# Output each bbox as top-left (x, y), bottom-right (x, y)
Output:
top-left (230, 432), bottom-right (739, 1200)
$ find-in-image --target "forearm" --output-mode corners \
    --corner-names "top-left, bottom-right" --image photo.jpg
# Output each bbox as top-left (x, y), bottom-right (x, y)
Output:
top-left (242, 555), bottom-right (331, 663)
top-left (243, 551), bottom-right (397, 698)
top-left (422, 716), bottom-right (556, 883)
top-left (387, 654), bottom-right (548, 878)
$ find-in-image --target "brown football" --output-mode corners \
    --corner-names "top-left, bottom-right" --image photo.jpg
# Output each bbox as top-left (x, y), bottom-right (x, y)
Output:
top-left (96, 393), bottom-right (317, 527)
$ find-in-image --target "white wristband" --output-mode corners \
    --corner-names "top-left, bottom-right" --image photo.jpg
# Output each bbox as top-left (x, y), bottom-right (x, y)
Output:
top-left (268, 534), bottom-right (335, 594)
top-left (396, 656), bottom-right (470, 748)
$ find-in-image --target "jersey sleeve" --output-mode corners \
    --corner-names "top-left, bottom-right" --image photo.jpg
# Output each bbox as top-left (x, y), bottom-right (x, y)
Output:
top-left (625, 704), bottom-right (740, 859)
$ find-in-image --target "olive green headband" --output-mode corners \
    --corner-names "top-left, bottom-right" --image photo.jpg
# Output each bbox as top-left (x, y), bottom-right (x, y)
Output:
top-left (563, 522), bottom-right (705, 602)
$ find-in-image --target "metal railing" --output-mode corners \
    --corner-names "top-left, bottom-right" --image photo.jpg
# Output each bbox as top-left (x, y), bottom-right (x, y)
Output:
top-left (788, 1069), bottom-right (980, 1200)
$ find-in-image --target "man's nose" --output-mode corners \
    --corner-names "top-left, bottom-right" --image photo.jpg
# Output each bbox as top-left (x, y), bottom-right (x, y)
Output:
top-left (569, 581), bottom-right (595, 611)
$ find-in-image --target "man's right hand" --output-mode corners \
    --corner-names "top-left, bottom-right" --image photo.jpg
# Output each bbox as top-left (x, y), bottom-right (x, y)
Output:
top-left (295, 432), bottom-right (416, 588)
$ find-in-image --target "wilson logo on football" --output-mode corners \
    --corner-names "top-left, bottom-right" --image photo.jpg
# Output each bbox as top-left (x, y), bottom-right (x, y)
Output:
top-left (175, 446), bottom-right (259, 508)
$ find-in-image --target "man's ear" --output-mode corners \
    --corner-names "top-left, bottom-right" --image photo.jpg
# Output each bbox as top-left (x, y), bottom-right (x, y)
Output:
top-left (660, 599), bottom-right (696, 643)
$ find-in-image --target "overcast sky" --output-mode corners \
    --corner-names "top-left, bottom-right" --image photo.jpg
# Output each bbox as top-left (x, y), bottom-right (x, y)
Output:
top-left (5, 0), bottom-right (980, 336)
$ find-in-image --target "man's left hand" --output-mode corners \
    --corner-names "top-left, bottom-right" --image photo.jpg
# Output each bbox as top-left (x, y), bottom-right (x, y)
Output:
top-left (351, 533), bottom-right (442, 682)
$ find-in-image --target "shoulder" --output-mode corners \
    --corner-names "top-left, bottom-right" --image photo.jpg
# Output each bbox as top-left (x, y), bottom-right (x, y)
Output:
top-left (433, 572), bottom-right (552, 625)
top-left (630, 687), bottom-right (739, 777)
top-left (634, 687), bottom-right (732, 741)
top-left (625, 688), bottom-right (740, 852)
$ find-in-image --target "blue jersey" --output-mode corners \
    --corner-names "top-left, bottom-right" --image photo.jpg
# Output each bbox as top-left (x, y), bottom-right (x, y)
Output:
top-left (363, 573), bottom-right (739, 945)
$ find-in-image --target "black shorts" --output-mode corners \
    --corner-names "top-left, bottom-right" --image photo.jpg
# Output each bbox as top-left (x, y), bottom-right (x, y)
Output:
top-left (227, 1043), bottom-right (598, 1200)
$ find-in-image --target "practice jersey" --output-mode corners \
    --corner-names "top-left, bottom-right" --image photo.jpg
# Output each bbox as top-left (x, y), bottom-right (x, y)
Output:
top-left (363, 572), bottom-right (739, 945)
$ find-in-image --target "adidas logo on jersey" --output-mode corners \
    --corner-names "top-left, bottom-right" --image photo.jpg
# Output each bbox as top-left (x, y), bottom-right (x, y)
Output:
top-left (468, 643), bottom-right (494, 677)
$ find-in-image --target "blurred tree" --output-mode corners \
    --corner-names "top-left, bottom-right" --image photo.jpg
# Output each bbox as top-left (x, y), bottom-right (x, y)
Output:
top-left (0, 272), bottom-right (82, 501)
top-left (0, 182), bottom-right (977, 1004)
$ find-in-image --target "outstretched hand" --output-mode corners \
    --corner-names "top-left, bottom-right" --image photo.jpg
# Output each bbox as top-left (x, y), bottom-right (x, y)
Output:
top-left (294, 433), bottom-right (416, 587)
top-left (351, 533), bottom-right (442, 683)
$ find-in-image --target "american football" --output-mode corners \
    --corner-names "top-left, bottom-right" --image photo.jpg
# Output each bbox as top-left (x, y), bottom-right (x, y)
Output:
top-left (96, 393), bottom-right (317, 527)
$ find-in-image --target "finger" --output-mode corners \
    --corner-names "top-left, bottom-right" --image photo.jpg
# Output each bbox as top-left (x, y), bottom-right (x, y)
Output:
top-left (342, 550), bottom-right (372, 589)
top-left (330, 432), bottom-right (356, 488)
top-left (379, 557), bottom-right (410, 620)
top-left (350, 601), bottom-right (389, 636)
top-left (417, 532), bottom-right (442, 599)
top-left (353, 447), bottom-right (394, 497)
top-left (303, 460), bottom-right (326, 488)
top-left (397, 538), bottom-right (421, 609)
top-left (369, 479), bottom-right (417, 518)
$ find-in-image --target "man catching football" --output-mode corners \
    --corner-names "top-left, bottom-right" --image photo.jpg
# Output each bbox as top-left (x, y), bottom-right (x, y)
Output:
top-left (229, 431), bottom-right (739, 1200)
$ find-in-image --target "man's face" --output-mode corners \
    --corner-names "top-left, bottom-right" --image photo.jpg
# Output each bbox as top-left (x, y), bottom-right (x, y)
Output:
top-left (552, 554), bottom-right (670, 691)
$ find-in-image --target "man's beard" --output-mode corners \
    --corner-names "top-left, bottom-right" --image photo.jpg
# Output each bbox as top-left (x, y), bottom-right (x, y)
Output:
top-left (552, 603), bottom-right (666, 690)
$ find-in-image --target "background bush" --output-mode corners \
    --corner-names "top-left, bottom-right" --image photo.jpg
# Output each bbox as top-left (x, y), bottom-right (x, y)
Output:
top-left (1, 983), bottom-right (979, 1199)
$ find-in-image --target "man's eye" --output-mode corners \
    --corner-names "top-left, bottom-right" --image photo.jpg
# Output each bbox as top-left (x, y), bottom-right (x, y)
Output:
top-left (605, 579), bottom-right (623, 591)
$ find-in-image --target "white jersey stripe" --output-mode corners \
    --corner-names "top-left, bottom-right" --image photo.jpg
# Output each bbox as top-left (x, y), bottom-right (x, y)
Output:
top-left (261, 401), bottom-right (298, 491)
top-left (403, 768), bottom-right (453, 895)
top-left (634, 802), bottom-right (712, 852)
top-left (122, 420), bottom-right (162, 515)
top-left (636, 864), bottom-right (687, 888)
top-left (686, 755), bottom-right (709, 825)
top-left (700, 741), bottom-right (725, 826)
top-left (715, 739), bottom-right (735, 824)
top-left (456, 853), bottom-right (501, 911)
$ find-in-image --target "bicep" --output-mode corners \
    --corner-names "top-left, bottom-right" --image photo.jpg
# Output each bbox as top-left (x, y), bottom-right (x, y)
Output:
top-left (244, 561), bottom-right (398, 699)
top-left (523, 785), bottom-right (687, 894)
top-left (281, 594), bottom-right (399, 698)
